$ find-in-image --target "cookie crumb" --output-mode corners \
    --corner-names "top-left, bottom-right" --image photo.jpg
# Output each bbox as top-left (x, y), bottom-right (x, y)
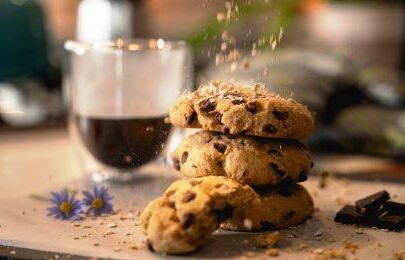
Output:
top-left (107, 223), bottom-right (117, 228)
top-left (266, 248), bottom-right (279, 257)
top-left (255, 231), bottom-right (280, 248)
top-left (93, 242), bottom-right (99, 246)
top-left (243, 219), bottom-right (253, 230)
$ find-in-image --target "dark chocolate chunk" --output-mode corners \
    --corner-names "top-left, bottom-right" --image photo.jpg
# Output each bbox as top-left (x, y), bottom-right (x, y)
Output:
top-left (200, 99), bottom-right (216, 112)
top-left (221, 125), bottom-right (230, 134)
top-left (213, 204), bottom-right (234, 222)
top-left (297, 169), bottom-right (308, 182)
top-left (276, 184), bottom-right (297, 197)
top-left (232, 99), bottom-right (245, 105)
top-left (273, 110), bottom-right (288, 120)
top-left (355, 190), bottom-right (390, 215)
top-left (181, 213), bottom-right (195, 229)
top-left (214, 143), bottom-right (227, 153)
top-left (146, 239), bottom-right (155, 252)
top-left (382, 201), bottom-right (405, 215)
top-left (187, 110), bottom-right (198, 125)
top-left (334, 205), bottom-right (365, 225)
top-left (182, 192), bottom-right (196, 203)
top-left (181, 152), bottom-right (188, 164)
top-left (270, 163), bottom-right (286, 179)
top-left (262, 124), bottom-right (278, 134)
top-left (215, 112), bottom-right (223, 123)
top-left (246, 102), bottom-right (257, 114)
top-left (172, 158), bottom-right (181, 171)
top-left (260, 221), bottom-right (276, 231)
top-left (375, 212), bottom-right (405, 231)
top-left (268, 149), bottom-right (282, 157)
top-left (282, 211), bottom-right (295, 220)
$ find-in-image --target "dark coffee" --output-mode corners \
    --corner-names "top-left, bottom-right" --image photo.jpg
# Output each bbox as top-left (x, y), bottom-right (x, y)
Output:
top-left (74, 115), bottom-right (171, 169)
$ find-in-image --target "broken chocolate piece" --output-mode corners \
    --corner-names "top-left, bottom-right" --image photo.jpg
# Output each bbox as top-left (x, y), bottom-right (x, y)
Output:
top-left (382, 201), bottom-right (405, 215)
top-left (334, 205), bottom-right (366, 225)
top-left (376, 212), bottom-right (405, 231)
top-left (355, 190), bottom-right (390, 215)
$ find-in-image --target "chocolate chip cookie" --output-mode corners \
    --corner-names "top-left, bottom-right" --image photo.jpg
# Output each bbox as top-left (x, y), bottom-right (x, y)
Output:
top-left (221, 183), bottom-right (314, 231)
top-left (140, 176), bottom-right (314, 254)
top-left (168, 81), bottom-right (314, 139)
top-left (171, 131), bottom-right (313, 186)
top-left (140, 176), bottom-right (257, 254)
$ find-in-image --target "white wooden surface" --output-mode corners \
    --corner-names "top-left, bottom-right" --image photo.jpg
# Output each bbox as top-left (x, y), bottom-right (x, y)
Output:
top-left (0, 129), bottom-right (404, 259)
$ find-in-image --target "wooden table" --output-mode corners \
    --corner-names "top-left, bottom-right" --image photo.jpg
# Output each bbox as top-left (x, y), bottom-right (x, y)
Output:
top-left (0, 128), bottom-right (404, 259)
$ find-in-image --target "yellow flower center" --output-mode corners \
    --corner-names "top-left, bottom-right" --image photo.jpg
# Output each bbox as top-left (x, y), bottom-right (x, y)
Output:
top-left (92, 198), bottom-right (104, 209)
top-left (59, 201), bottom-right (73, 214)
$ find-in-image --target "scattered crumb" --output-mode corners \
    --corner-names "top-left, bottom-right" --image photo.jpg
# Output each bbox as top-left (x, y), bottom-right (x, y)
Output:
top-left (314, 230), bottom-right (323, 237)
top-left (266, 248), bottom-right (279, 257)
top-left (129, 245), bottom-right (138, 250)
top-left (107, 223), bottom-right (117, 228)
top-left (72, 222), bottom-right (81, 227)
top-left (343, 240), bottom-right (359, 254)
top-left (93, 242), bottom-right (99, 246)
top-left (255, 231), bottom-right (280, 248)
top-left (73, 237), bottom-right (80, 240)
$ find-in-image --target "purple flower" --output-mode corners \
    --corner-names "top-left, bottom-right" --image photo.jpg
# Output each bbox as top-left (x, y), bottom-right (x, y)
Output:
top-left (47, 190), bottom-right (82, 220)
top-left (82, 186), bottom-right (114, 216)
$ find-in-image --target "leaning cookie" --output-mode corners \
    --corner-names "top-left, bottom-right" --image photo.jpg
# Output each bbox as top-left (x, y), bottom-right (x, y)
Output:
top-left (171, 131), bottom-right (313, 186)
top-left (221, 183), bottom-right (314, 231)
top-left (140, 176), bottom-right (257, 254)
top-left (169, 81), bottom-right (314, 139)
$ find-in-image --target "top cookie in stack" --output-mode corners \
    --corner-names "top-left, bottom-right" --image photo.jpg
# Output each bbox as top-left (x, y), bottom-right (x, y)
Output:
top-left (169, 81), bottom-right (314, 139)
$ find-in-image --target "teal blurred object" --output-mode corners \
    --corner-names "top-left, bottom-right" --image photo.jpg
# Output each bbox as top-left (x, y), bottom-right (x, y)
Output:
top-left (0, 0), bottom-right (52, 85)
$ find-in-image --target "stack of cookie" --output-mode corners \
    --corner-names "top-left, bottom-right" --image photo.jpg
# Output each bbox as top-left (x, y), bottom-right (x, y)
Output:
top-left (140, 81), bottom-right (315, 254)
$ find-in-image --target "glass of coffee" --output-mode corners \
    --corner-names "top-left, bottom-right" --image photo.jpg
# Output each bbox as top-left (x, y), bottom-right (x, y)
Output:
top-left (63, 39), bottom-right (192, 182)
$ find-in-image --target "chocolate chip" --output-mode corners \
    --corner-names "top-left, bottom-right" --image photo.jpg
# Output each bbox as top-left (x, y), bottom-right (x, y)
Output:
top-left (187, 110), bottom-right (197, 125)
top-left (268, 149), bottom-right (282, 157)
top-left (382, 201), bottom-right (405, 215)
top-left (221, 125), bottom-right (230, 134)
top-left (355, 190), bottom-right (390, 215)
top-left (276, 184), bottom-right (297, 197)
top-left (172, 158), bottom-right (181, 171)
top-left (246, 102), bottom-right (257, 114)
top-left (311, 161), bottom-right (314, 168)
top-left (182, 192), bottom-right (196, 203)
top-left (146, 239), bottom-right (155, 252)
top-left (260, 221), bottom-right (276, 231)
top-left (376, 212), bottom-right (405, 231)
top-left (200, 99), bottom-right (216, 112)
top-left (181, 152), bottom-right (188, 164)
top-left (213, 204), bottom-right (233, 222)
top-left (273, 110), bottom-right (288, 120)
top-left (214, 143), bottom-right (227, 153)
top-left (168, 201), bottom-right (175, 208)
top-left (297, 169), bottom-right (308, 182)
top-left (215, 112), bottom-right (223, 123)
top-left (282, 211), bottom-right (295, 220)
top-left (270, 163), bottom-right (286, 179)
top-left (181, 213), bottom-right (195, 229)
top-left (232, 99), bottom-right (244, 105)
top-left (262, 124), bottom-right (278, 134)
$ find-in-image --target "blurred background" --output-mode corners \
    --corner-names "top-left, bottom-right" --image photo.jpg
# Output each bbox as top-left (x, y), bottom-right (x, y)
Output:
top-left (0, 0), bottom-right (404, 161)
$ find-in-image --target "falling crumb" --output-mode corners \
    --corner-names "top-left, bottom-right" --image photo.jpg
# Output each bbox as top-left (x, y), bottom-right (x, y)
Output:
top-left (255, 231), bottom-right (280, 248)
top-left (217, 12), bottom-right (226, 22)
top-left (241, 59), bottom-right (250, 70)
top-left (243, 219), bottom-right (253, 230)
top-left (266, 248), bottom-right (279, 257)
top-left (319, 171), bottom-right (331, 188)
